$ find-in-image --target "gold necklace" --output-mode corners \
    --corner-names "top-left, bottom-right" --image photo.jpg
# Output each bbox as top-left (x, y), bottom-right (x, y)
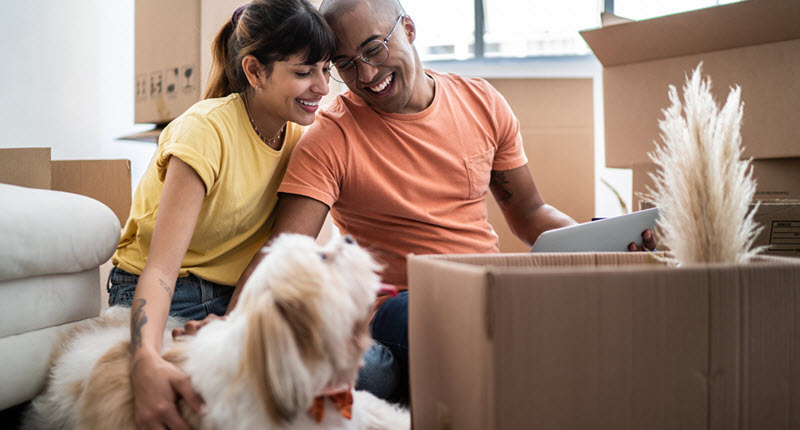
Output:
top-left (242, 92), bottom-right (284, 148)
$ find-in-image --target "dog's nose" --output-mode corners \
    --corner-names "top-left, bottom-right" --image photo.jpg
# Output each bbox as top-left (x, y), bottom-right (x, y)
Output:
top-left (343, 235), bottom-right (355, 244)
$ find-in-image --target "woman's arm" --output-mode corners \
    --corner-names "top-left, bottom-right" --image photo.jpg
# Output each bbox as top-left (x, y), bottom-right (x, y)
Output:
top-left (129, 156), bottom-right (206, 430)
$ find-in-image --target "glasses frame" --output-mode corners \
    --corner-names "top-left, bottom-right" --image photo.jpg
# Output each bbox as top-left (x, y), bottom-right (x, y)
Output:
top-left (331, 15), bottom-right (405, 83)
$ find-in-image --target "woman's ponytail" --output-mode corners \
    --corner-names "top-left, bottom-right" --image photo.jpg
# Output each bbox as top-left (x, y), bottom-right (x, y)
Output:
top-left (204, 19), bottom-right (236, 99)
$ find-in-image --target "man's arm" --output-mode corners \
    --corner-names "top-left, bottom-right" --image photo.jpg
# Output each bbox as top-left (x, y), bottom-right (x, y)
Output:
top-left (489, 164), bottom-right (578, 246)
top-left (174, 193), bottom-right (330, 337)
top-left (226, 194), bottom-right (330, 312)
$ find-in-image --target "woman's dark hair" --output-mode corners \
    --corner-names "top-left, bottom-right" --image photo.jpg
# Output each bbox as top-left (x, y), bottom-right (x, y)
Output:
top-left (205, 0), bottom-right (336, 99)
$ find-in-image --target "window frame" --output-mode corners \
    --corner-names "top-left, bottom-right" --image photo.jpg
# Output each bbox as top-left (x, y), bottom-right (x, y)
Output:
top-left (420, 0), bottom-right (615, 65)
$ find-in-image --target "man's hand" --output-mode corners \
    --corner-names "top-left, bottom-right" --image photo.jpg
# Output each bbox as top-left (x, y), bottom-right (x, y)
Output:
top-left (131, 348), bottom-right (205, 430)
top-left (172, 314), bottom-right (222, 339)
top-left (628, 229), bottom-right (657, 252)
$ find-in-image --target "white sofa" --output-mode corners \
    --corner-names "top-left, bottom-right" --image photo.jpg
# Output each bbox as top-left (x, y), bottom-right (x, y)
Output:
top-left (0, 183), bottom-right (120, 410)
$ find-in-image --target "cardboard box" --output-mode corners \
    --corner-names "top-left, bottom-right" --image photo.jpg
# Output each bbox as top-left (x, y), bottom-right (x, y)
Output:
top-left (134, 0), bottom-right (241, 124)
top-left (51, 160), bottom-right (132, 227)
top-left (751, 200), bottom-right (800, 258)
top-left (0, 147), bottom-right (51, 189)
top-left (636, 197), bottom-right (800, 258)
top-left (132, 0), bottom-right (338, 138)
top-left (580, 0), bottom-right (800, 168)
top-left (632, 158), bottom-right (800, 210)
top-left (487, 78), bottom-right (595, 253)
top-left (408, 252), bottom-right (800, 430)
top-left (0, 148), bottom-right (132, 226)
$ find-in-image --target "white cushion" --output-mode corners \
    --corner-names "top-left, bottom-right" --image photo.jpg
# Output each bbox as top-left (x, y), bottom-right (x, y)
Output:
top-left (0, 320), bottom-right (87, 410)
top-left (0, 184), bottom-right (121, 282)
top-left (0, 268), bottom-right (101, 338)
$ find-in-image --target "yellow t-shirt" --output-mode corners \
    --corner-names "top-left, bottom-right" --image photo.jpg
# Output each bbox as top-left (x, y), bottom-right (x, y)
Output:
top-left (113, 93), bottom-right (303, 286)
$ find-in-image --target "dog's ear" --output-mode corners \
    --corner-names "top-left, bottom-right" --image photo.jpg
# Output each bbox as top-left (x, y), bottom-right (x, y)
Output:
top-left (242, 289), bottom-right (324, 423)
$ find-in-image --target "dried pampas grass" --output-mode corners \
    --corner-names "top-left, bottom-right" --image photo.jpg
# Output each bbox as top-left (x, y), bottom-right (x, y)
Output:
top-left (645, 64), bottom-right (763, 265)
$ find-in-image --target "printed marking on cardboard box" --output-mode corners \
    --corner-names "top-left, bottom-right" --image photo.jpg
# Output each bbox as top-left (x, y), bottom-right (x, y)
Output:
top-left (181, 65), bottom-right (195, 92)
top-left (136, 65), bottom-right (195, 100)
top-left (769, 220), bottom-right (800, 251)
top-left (165, 67), bottom-right (179, 98)
top-left (135, 74), bottom-right (147, 100)
top-left (149, 71), bottom-right (163, 97)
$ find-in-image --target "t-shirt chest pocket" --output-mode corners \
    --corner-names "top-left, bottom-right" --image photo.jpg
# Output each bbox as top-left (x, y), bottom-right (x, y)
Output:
top-left (463, 148), bottom-right (495, 199)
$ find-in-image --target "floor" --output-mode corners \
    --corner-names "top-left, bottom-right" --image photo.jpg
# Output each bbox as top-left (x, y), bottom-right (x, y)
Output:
top-left (0, 402), bottom-right (27, 429)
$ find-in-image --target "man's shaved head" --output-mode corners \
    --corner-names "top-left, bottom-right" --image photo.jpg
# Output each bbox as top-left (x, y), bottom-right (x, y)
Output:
top-left (320, 0), bottom-right (405, 27)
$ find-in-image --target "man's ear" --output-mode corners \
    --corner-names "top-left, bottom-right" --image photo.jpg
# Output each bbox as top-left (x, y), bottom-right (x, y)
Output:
top-left (241, 55), bottom-right (263, 89)
top-left (402, 15), bottom-right (416, 44)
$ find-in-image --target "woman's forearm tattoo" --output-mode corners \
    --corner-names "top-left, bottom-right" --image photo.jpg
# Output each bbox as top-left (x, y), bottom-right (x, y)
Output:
top-left (158, 278), bottom-right (173, 299)
top-left (131, 298), bottom-right (148, 354)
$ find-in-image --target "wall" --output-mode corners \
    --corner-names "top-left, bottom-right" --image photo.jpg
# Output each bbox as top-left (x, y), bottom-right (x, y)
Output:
top-left (0, 0), bottom-right (156, 194)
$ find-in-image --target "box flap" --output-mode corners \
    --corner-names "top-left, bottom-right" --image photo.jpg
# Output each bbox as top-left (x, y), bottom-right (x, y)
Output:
top-left (581, 0), bottom-right (800, 67)
top-left (600, 11), bottom-right (633, 27)
top-left (407, 255), bottom-right (495, 429)
top-left (118, 125), bottom-right (164, 143)
top-left (0, 147), bottom-right (51, 189)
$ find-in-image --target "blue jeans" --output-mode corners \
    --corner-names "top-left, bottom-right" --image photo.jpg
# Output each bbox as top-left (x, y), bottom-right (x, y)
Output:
top-left (356, 291), bottom-right (409, 405)
top-left (107, 267), bottom-right (232, 320)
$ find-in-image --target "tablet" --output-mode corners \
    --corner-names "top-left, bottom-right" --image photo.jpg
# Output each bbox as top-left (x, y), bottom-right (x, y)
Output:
top-left (530, 207), bottom-right (659, 253)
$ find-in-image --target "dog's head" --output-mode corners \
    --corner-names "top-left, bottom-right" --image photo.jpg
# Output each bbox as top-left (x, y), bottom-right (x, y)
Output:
top-left (233, 233), bottom-right (382, 423)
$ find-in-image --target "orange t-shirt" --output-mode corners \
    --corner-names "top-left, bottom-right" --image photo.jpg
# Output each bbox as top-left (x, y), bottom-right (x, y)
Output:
top-left (279, 70), bottom-right (527, 286)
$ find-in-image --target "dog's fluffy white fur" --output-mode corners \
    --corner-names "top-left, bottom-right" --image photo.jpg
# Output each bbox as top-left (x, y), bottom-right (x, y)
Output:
top-left (24, 234), bottom-right (410, 430)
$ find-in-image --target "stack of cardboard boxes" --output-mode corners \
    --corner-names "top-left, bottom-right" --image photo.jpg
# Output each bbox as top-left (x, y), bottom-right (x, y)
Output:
top-left (581, 0), bottom-right (800, 258)
top-left (134, 0), bottom-right (242, 127)
top-left (408, 2), bottom-right (800, 428)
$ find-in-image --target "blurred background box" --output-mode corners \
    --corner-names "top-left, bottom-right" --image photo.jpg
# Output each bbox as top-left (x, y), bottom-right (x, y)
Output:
top-left (581, 0), bottom-right (800, 168)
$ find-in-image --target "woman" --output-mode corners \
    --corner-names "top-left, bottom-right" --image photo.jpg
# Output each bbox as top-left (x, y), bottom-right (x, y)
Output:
top-left (107, 1), bottom-right (334, 428)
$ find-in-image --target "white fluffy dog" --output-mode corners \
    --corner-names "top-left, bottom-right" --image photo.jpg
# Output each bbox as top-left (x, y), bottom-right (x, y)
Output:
top-left (24, 234), bottom-right (410, 430)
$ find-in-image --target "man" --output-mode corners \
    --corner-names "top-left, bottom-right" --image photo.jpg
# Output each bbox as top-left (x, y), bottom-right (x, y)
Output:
top-left (223, 0), bottom-right (655, 404)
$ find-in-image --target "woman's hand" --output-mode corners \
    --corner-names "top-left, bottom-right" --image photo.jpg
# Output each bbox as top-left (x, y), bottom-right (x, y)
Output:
top-left (130, 347), bottom-right (205, 430)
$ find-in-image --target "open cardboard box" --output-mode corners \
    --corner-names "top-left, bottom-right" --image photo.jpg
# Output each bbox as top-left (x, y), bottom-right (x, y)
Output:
top-left (580, 0), bottom-right (800, 168)
top-left (408, 251), bottom-right (800, 429)
top-left (0, 147), bottom-right (132, 226)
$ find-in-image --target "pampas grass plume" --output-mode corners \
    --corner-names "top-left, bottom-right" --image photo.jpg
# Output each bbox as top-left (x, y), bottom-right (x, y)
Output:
top-left (645, 64), bottom-right (763, 264)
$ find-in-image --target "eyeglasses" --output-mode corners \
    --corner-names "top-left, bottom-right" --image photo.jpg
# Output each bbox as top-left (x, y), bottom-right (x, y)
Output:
top-left (331, 15), bottom-right (404, 83)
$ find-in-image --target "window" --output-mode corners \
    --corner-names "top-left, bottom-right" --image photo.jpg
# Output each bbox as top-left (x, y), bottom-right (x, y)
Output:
top-left (483, 0), bottom-right (600, 58)
top-left (404, 0), bottom-right (746, 63)
top-left (403, 0), bottom-right (475, 61)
